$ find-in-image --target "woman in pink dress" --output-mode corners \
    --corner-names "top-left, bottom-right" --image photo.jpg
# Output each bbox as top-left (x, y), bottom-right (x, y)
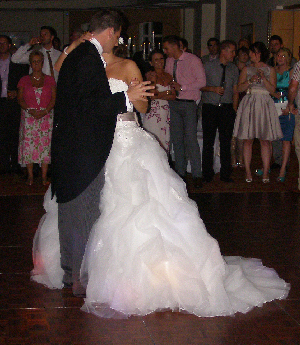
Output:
top-left (18, 51), bottom-right (56, 185)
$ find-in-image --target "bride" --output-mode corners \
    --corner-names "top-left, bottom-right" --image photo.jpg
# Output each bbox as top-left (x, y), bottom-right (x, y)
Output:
top-left (32, 38), bottom-right (290, 319)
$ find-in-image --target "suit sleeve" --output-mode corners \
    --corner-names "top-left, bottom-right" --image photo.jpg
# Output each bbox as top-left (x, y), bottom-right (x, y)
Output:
top-left (76, 54), bottom-right (126, 116)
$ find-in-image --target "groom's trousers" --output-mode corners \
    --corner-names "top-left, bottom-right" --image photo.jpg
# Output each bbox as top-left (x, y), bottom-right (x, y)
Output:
top-left (58, 168), bottom-right (105, 292)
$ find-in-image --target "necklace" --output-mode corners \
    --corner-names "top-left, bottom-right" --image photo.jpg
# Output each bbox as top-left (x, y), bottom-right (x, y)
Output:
top-left (33, 76), bottom-right (41, 81)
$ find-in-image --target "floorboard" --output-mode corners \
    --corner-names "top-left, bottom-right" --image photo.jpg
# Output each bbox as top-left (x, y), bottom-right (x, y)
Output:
top-left (1, 191), bottom-right (299, 345)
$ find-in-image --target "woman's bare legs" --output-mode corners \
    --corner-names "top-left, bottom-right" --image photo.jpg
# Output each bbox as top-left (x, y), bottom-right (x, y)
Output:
top-left (41, 163), bottom-right (49, 185)
top-left (26, 163), bottom-right (34, 185)
top-left (237, 138), bottom-right (244, 167)
top-left (279, 141), bottom-right (290, 178)
top-left (243, 139), bottom-right (253, 180)
top-left (260, 139), bottom-right (271, 180)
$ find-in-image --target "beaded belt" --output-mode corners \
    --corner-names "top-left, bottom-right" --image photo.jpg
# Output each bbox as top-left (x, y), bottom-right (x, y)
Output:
top-left (117, 112), bottom-right (138, 122)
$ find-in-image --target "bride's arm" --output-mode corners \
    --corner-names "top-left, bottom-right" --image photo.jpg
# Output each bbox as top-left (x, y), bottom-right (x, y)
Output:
top-left (125, 60), bottom-right (149, 113)
top-left (54, 33), bottom-right (93, 72)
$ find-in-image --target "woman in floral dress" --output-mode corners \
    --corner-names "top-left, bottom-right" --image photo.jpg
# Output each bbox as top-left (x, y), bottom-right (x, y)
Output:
top-left (18, 51), bottom-right (56, 185)
top-left (143, 50), bottom-right (175, 152)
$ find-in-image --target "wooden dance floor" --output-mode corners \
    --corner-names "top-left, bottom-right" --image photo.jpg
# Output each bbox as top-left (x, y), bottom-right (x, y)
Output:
top-left (1, 190), bottom-right (300, 344)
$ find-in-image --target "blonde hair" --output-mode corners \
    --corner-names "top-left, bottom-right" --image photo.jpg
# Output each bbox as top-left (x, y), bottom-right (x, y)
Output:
top-left (29, 50), bottom-right (44, 65)
top-left (276, 47), bottom-right (292, 67)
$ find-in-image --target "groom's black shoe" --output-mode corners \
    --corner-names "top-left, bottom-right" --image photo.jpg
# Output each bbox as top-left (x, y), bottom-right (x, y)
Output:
top-left (63, 282), bottom-right (73, 288)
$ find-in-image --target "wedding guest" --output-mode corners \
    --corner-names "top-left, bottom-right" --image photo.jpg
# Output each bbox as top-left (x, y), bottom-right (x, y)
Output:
top-left (235, 47), bottom-right (250, 72)
top-left (17, 51), bottom-right (56, 185)
top-left (179, 38), bottom-right (191, 53)
top-left (201, 38), bottom-right (220, 64)
top-left (270, 48), bottom-right (295, 182)
top-left (233, 42), bottom-right (282, 183)
top-left (143, 50), bottom-right (175, 152)
top-left (231, 46), bottom-right (251, 168)
top-left (163, 35), bottom-right (206, 188)
top-left (12, 26), bottom-right (61, 82)
top-left (0, 35), bottom-right (29, 175)
top-left (268, 35), bottom-right (297, 170)
top-left (201, 40), bottom-right (239, 183)
top-left (268, 35), bottom-right (297, 68)
top-left (238, 38), bottom-right (250, 50)
top-left (53, 37), bottom-right (62, 51)
top-left (287, 60), bottom-right (300, 190)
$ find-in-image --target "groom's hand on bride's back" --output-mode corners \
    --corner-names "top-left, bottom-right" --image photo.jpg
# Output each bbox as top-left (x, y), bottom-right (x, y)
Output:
top-left (127, 80), bottom-right (155, 102)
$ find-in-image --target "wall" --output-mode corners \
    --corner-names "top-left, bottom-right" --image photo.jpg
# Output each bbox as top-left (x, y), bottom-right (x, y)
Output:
top-left (0, 7), bottom-right (181, 49)
top-left (0, 10), bottom-right (65, 46)
top-left (226, 0), bottom-right (298, 44)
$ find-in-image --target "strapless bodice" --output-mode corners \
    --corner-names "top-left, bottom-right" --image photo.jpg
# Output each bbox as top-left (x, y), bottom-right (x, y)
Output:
top-left (108, 78), bottom-right (133, 112)
top-left (247, 66), bottom-right (271, 91)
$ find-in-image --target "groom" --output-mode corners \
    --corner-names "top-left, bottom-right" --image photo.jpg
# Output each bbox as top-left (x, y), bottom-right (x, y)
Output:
top-left (51, 10), bottom-right (153, 296)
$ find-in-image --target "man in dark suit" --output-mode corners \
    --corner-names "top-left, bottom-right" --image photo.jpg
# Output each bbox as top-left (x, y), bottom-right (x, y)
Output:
top-left (0, 35), bottom-right (29, 174)
top-left (51, 10), bottom-right (153, 296)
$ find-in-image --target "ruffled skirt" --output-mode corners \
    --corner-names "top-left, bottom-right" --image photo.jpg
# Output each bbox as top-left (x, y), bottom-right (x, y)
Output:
top-left (31, 120), bottom-right (290, 318)
top-left (233, 91), bottom-right (283, 140)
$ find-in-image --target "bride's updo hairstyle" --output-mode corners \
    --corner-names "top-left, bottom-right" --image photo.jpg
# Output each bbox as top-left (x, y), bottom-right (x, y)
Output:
top-left (113, 44), bottom-right (128, 58)
top-left (89, 9), bottom-right (124, 34)
top-left (249, 42), bottom-right (269, 63)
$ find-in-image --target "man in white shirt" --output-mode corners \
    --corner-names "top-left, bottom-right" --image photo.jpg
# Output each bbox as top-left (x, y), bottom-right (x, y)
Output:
top-left (11, 26), bottom-right (61, 81)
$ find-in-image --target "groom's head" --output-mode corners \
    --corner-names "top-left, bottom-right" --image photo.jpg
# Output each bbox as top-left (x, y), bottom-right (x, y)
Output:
top-left (89, 10), bottom-right (124, 53)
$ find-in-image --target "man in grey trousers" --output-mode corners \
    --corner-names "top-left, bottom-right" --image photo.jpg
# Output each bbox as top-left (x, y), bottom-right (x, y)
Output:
top-left (163, 35), bottom-right (206, 189)
top-left (51, 10), bottom-right (153, 296)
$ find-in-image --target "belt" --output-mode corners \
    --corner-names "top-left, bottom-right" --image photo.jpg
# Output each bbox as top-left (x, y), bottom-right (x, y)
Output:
top-left (117, 112), bottom-right (137, 122)
top-left (208, 103), bottom-right (233, 108)
top-left (175, 98), bottom-right (195, 103)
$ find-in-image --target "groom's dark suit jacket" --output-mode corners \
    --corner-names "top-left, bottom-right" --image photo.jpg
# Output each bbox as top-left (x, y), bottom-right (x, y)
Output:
top-left (51, 41), bottom-right (127, 203)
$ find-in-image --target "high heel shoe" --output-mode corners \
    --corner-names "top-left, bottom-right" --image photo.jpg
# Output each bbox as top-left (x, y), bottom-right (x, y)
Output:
top-left (245, 178), bottom-right (252, 183)
top-left (277, 173), bottom-right (286, 182)
top-left (262, 178), bottom-right (270, 183)
top-left (255, 168), bottom-right (270, 176)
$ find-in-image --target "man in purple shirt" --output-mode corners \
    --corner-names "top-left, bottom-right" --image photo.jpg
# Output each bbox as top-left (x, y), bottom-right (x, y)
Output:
top-left (163, 35), bottom-right (206, 188)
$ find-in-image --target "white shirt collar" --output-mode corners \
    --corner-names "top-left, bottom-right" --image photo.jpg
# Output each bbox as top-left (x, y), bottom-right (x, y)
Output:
top-left (90, 38), bottom-right (106, 68)
top-left (42, 46), bottom-right (53, 53)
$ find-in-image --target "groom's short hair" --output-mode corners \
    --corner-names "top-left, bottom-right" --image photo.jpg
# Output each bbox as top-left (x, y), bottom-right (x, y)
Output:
top-left (89, 10), bottom-right (124, 34)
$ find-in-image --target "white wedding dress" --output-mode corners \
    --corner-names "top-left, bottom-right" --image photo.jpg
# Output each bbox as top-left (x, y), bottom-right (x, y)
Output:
top-left (31, 78), bottom-right (290, 318)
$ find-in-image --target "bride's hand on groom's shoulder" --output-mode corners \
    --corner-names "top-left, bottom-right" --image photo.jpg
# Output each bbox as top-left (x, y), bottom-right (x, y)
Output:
top-left (127, 79), bottom-right (155, 102)
top-left (71, 32), bottom-right (93, 50)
